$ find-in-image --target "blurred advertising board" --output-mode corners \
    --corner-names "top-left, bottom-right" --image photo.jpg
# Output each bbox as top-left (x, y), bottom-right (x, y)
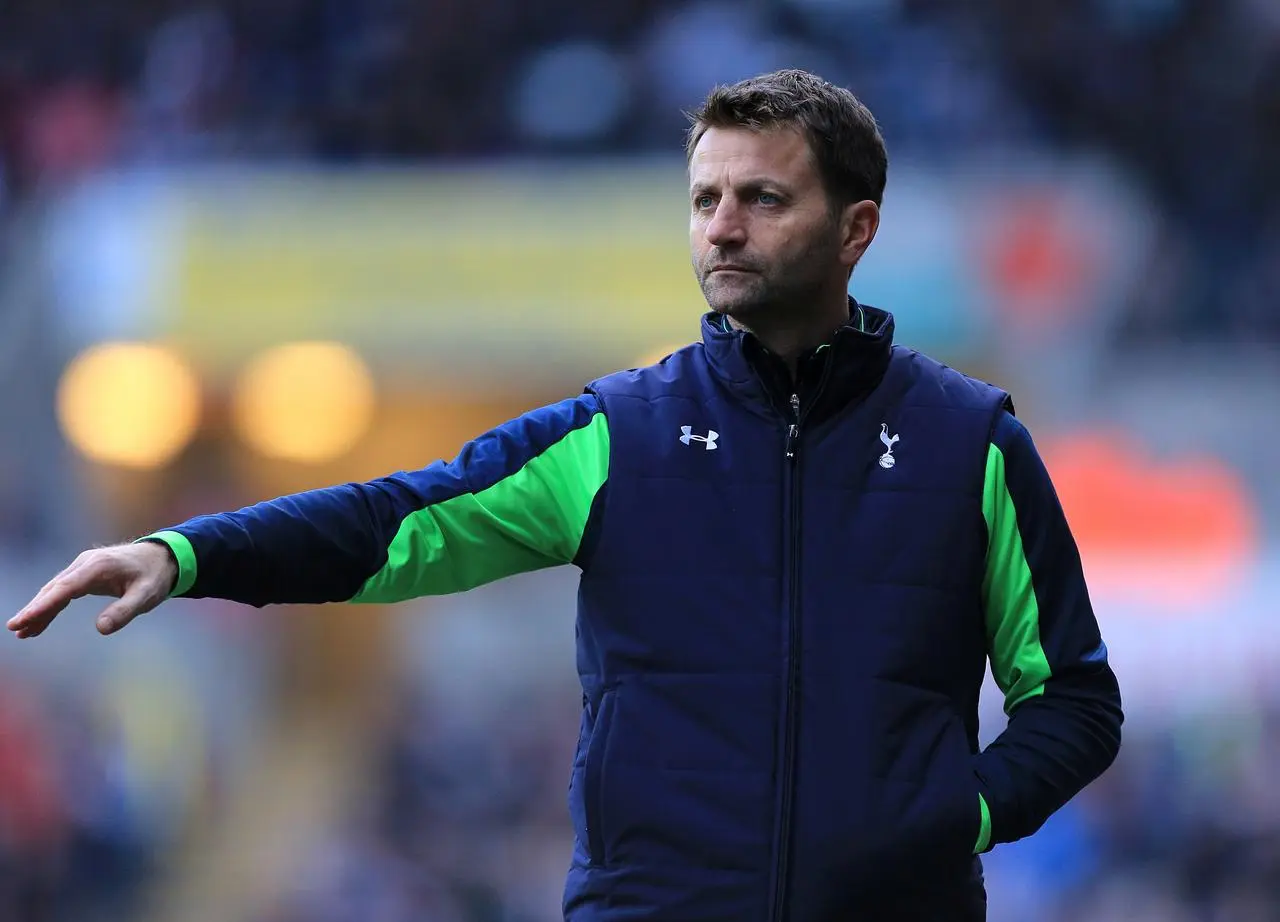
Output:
top-left (42, 158), bottom-right (1150, 388)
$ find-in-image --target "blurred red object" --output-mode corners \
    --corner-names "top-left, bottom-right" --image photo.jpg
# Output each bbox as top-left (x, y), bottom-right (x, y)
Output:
top-left (1043, 431), bottom-right (1260, 612)
top-left (0, 686), bottom-right (66, 852)
top-left (21, 81), bottom-right (122, 185)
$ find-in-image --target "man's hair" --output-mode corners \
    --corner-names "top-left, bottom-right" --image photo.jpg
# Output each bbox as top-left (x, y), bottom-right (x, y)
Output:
top-left (685, 69), bottom-right (888, 209)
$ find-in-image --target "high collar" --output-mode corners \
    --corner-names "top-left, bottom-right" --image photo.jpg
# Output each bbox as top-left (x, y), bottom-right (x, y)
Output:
top-left (700, 298), bottom-right (895, 423)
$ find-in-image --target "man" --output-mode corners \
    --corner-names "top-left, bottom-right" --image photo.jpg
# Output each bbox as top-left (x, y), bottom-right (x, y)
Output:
top-left (10, 70), bottom-right (1121, 920)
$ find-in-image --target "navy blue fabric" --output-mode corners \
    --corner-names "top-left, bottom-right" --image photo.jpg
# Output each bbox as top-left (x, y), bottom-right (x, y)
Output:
top-left (567, 306), bottom-right (1010, 921)
top-left (972, 413), bottom-right (1123, 846)
top-left (169, 394), bottom-right (602, 606)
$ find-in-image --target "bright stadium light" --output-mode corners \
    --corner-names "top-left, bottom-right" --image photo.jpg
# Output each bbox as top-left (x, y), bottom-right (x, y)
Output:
top-left (231, 341), bottom-right (375, 463)
top-left (57, 342), bottom-right (203, 470)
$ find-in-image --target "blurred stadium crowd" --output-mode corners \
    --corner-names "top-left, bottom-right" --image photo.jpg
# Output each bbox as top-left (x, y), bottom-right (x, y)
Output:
top-left (0, 677), bottom-right (152, 922)
top-left (2, 0), bottom-right (1280, 339)
top-left (0, 2), bottom-right (1278, 921)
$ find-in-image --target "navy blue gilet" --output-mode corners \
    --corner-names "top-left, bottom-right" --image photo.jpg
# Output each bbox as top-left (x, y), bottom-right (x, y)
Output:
top-left (565, 305), bottom-right (1011, 922)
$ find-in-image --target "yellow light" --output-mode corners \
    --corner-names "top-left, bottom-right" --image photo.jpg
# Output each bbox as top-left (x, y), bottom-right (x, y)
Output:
top-left (232, 341), bottom-right (375, 463)
top-left (57, 343), bottom-right (202, 470)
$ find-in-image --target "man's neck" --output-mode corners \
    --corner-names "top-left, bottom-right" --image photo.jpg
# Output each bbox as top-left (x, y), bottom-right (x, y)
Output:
top-left (724, 297), bottom-right (851, 372)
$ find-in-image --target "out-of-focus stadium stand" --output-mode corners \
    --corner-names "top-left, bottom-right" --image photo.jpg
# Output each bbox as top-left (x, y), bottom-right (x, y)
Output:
top-left (0, 2), bottom-right (1277, 921)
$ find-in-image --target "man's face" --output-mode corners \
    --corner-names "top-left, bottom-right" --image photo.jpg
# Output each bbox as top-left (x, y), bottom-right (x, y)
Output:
top-left (689, 125), bottom-right (844, 322)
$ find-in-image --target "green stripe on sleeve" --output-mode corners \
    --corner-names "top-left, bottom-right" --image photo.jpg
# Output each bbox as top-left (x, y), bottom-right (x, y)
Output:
top-left (982, 442), bottom-right (1053, 715)
top-left (137, 530), bottom-right (198, 598)
top-left (351, 412), bottom-right (609, 602)
top-left (974, 793), bottom-right (992, 854)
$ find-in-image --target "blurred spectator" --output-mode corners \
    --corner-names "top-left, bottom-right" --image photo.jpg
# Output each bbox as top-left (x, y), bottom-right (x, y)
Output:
top-left (0, 679), bottom-right (152, 922)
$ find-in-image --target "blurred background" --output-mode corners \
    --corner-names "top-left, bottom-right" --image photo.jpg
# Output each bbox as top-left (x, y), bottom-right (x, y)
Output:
top-left (0, 1), bottom-right (1278, 920)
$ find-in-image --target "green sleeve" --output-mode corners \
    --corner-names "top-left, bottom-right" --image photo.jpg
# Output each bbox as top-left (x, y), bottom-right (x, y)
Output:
top-left (974, 411), bottom-right (1123, 849)
top-left (136, 395), bottom-right (611, 608)
top-left (981, 434), bottom-right (1053, 713)
top-left (351, 400), bottom-right (610, 602)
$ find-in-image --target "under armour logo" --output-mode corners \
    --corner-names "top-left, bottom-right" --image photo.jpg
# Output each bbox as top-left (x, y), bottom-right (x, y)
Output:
top-left (878, 423), bottom-right (900, 469)
top-left (679, 425), bottom-right (719, 450)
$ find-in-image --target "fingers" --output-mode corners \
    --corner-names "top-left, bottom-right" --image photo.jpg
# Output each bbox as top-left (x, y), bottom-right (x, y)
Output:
top-left (9, 544), bottom-right (173, 639)
top-left (8, 557), bottom-right (97, 638)
top-left (95, 582), bottom-right (158, 635)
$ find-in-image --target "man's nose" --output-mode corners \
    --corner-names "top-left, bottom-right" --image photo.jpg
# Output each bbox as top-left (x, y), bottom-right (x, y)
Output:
top-left (705, 198), bottom-right (747, 247)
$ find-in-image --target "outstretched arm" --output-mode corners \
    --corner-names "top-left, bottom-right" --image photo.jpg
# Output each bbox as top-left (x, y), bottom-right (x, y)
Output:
top-left (147, 393), bottom-right (609, 606)
top-left (972, 411), bottom-right (1123, 852)
top-left (10, 394), bottom-right (609, 635)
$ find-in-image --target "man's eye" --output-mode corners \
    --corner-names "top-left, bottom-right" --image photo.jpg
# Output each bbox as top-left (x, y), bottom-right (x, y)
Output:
top-left (758, 192), bottom-right (780, 205)
top-left (694, 194), bottom-right (714, 209)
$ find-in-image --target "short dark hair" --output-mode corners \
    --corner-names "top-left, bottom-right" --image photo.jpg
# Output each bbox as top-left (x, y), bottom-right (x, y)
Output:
top-left (685, 69), bottom-right (888, 208)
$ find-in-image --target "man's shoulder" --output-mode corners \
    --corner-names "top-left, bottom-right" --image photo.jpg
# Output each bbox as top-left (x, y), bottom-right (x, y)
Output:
top-left (893, 345), bottom-right (1014, 417)
top-left (588, 342), bottom-right (707, 402)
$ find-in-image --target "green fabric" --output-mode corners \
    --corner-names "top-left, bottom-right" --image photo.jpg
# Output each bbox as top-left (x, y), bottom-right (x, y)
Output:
top-left (138, 530), bottom-right (198, 598)
top-left (351, 413), bottom-right (610, 602)
top-left (981, 442), bottom-right (1053, 715)
top-left (974, 792), bottom-right (992, 853)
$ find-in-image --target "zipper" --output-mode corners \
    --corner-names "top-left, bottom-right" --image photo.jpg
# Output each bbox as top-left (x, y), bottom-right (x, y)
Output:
top-left (771, 390), bottom-right (803, 922)
top-left (785, 393), bottom-right (799, 460)
top-left (771, 347), bottom-right (837, 920)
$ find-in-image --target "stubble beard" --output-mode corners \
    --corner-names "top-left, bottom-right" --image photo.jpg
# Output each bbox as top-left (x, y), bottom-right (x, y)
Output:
top-left (700, 270), bottom-right (771, 321)
top-left (696, 233), bottom-right (841, 328)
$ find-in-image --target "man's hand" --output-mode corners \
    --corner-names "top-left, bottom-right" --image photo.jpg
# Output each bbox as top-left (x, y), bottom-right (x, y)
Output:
top-left (7, 542), bottom-right (178, 638)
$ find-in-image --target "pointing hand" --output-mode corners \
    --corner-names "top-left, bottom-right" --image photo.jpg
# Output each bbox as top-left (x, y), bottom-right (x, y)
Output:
top-left (7, 542), bottom-right (178, 638)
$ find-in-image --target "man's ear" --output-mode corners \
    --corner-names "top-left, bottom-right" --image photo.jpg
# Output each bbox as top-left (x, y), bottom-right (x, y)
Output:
top-left (840, 200), bottom-right (880, 270)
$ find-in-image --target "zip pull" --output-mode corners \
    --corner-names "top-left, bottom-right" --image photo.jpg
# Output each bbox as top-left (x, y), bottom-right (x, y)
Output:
top-left (785, 393), bottom-right (800, 461)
